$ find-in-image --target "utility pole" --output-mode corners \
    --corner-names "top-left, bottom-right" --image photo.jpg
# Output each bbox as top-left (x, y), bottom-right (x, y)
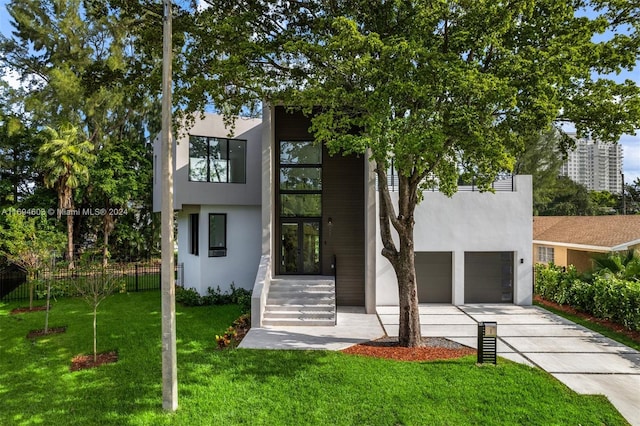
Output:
top-left (161, 0), bottom-right (178, 412)
top-left (621, 171), bottom-right (626, 215)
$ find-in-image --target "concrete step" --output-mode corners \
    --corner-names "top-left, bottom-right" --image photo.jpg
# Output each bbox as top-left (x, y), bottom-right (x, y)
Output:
top-left (267, 297), bottom-right (335, 305)
top-left (264, 277), bottom-right (336, 326)
top-left (264, 310), bottom-right (334, 319)
top-left (262, 317), bottom-right (336, 327)
top-left (265, 304), bottom-right (335, 312)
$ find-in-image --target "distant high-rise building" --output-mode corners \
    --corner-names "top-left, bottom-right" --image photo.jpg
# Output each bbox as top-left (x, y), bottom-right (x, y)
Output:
top-left (560, 133), bottom-right (623, 193)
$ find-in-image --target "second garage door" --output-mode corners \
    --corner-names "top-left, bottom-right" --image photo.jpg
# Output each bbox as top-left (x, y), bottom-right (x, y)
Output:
top-left (464, 252), bottom-right (513, 303)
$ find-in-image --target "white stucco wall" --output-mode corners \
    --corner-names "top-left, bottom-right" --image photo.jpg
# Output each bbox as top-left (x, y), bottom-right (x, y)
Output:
top-left (375, 175), bottom-right (533, 306)
top-left (177, 204), bottom-right (262, 295)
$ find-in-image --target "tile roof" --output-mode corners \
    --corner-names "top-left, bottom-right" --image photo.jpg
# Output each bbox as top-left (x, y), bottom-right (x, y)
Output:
top-left (533, 216), bottom-right (640, 249)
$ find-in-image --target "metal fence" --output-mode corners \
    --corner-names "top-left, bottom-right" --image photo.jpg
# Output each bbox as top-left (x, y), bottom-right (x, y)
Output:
top-left (0, 262), bottom-right (184, 302)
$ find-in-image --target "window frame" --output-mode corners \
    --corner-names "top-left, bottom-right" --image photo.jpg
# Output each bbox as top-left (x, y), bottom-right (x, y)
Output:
top-left (537, 246), bottom-right (554, 263)
top-left (208, 213), bottom-right (227, 257)
top-left (188, 135), bottom-right (247, 184)
top-left (188, 213), bottom-right (199, 256)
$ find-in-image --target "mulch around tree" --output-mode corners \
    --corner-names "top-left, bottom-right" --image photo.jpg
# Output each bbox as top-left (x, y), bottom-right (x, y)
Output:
top-left (341, 337), bottom-right (476, 361)
top-left (10, 305), bottom-right (49, 315)
top-left (534, 295), bottom-right (640, 344)
top-left (70, 351), bottom-right (118, 372)
top-left (26, 326), bottom-right (67, 339)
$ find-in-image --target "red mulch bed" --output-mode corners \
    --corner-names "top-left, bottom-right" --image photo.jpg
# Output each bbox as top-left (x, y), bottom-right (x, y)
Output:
top-left (534, 295), bottom-right (640, 344)
top-left (10, 305), bottom-right (48, 314)
top-left (342, 337), bottom-right (476, 361)
top-left (26, 326), bottom-right (67, 339)
top-left (70, 351), bottom-right (118, 372)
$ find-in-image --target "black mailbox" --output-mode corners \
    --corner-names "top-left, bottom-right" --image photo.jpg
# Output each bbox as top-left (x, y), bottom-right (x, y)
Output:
top-left (477, 321), bottom-right (497, 364)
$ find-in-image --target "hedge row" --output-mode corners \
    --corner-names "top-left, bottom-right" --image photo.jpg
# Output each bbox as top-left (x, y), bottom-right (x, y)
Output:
top-left (534, 263), bottom-right (640, 331)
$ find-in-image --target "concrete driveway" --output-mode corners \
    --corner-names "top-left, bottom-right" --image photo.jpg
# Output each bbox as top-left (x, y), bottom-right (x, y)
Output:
top-left (378, 304), bottom-right (640, 426)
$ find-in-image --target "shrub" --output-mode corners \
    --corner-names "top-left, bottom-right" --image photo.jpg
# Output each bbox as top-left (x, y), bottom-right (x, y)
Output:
top-left (175, 286), bottom-right (204, 306)
top-left (176, 283), bottom-right (252, 313)
top-left (535, 263), bottom-right (640, 332)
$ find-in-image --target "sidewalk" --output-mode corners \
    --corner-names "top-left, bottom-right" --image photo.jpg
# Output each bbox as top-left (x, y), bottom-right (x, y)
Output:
top-left (241, 304), bottom-right (640, 425)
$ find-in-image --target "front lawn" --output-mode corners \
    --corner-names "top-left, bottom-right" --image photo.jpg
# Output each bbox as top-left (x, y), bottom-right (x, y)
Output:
top-left (0, 292), bottom-right (627, 425)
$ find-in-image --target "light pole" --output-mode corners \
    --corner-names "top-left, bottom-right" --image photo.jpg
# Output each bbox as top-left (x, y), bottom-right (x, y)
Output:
top-left (161, 0), bottom-right (178, 412)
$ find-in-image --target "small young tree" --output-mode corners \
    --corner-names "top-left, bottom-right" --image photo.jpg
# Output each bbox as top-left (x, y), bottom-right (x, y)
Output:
top-left (0, 213), bottom-right (64, 310)
top-left (72, 259), bottom-right (124, 363)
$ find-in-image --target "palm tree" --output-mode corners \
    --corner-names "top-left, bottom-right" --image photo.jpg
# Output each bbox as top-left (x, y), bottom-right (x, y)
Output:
top-left (592, 250), bottom-right (640, 281)
top-left (38, 124), bottom-right (95, 269)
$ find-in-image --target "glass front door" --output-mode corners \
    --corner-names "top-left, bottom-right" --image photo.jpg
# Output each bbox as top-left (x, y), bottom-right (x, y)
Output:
top-left (281, 220), bottom-right (320, 274)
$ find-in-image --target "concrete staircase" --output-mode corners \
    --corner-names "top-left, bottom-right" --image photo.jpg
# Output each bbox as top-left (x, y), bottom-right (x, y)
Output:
top-left (263, 277), bottom-right (336, 326)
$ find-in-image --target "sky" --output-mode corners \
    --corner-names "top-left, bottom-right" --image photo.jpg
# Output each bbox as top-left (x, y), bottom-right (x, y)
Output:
top-left (1, 1), bottom-right (638, 182)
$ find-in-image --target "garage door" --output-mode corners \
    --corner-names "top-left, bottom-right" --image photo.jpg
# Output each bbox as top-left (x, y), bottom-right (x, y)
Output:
top-left (415, 252), bottom-right (452, 303)
top-left (464, 252), bottom-right (513, 303)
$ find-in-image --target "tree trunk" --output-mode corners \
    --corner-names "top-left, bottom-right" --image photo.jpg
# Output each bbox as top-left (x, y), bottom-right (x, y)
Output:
top-left (44, 279), bottom-right (51, 334)
top-left (396, 231), bottom-right (422, 347)
top-left (375, 163), bottom-right (422, 347)
top-left (93, 303), bottom-right (98, 363)
top-left (67, 213), bottom-right (74, 269)
top-left (102, 213), bottom-right (115, 267)
top-left (28, 273), bottom-right (34, 310)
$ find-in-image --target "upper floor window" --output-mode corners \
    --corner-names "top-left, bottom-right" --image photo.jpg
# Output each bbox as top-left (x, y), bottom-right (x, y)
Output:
top-left (538, 246), bottom-right (554, 263)
top-left (189, 136), bottom-right (246, 183)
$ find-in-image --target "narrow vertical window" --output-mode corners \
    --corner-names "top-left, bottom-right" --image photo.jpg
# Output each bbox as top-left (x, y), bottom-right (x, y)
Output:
top-left (189, 213), bottom-right (199, 255)
top-left (209, 213), bottom-right (227, 257)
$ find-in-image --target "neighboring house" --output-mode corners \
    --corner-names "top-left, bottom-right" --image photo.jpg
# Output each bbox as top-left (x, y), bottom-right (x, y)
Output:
top-left (154, 107), bottom-right (533, 326)
top-left (533, 216), bottom-right (640, 273)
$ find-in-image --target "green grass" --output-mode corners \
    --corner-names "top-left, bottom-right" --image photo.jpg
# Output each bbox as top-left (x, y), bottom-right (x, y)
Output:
top-left (534, 301), bottom-right (640, 352)
top-left (0, 293), bottom-right (628, 426)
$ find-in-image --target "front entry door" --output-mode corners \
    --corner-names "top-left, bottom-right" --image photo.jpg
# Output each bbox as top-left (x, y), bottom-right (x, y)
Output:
top-left (281, 220), bottom-right (320, 274)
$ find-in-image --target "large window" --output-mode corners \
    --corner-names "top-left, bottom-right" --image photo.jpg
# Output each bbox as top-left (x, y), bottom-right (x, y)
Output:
top-left (189, 136), bottom-right (246, 183)
top-left (279, 141), bottom-right (322, 217)
top-left (538, 246), bottom-right (554, 263)
top-left (209, 213), bottom-right (227, 257)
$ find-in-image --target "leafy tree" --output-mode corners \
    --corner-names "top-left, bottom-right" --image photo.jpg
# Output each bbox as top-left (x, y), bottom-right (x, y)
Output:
top-left (0, 213), bottom-right (64, 310)
top-left (0, 0), bottom-right (164, 260)
top-left (183, 1), bottom-right (640, 346)
top-left (589, 190), bottom-right (618, 215)
top-left (38, 124), bottom-right (95, 268)
top-left (0, 115), bottom-right (40, 207)
top-left (622, 178), bottom-right (640, 214)
top-left (514, 128), bottom-right (567, 215)
top-left (537, 177), bottom-right (595, 216)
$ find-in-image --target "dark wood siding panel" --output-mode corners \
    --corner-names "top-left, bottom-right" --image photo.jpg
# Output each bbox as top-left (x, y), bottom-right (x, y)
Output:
top-left (415, 252), bottom-right (452, 303)
top-left (273, 106), bottom-right (365, 305)
top-left (322, 151), bottom-right (365, 306)
top-left (274, 107), bottom-right (313, 141)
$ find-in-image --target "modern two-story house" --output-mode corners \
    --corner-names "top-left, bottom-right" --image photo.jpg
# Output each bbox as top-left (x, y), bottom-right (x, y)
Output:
top-left (154, 106), bottom-right (533, 327)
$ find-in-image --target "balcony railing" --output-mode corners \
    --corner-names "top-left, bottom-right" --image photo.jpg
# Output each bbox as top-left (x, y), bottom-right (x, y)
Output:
top-left (379, 173), bottom-right (515, 192)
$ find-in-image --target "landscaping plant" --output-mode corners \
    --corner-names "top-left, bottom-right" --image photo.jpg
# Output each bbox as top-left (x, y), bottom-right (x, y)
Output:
top-left (71, 260), bottom-right (125, 362)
